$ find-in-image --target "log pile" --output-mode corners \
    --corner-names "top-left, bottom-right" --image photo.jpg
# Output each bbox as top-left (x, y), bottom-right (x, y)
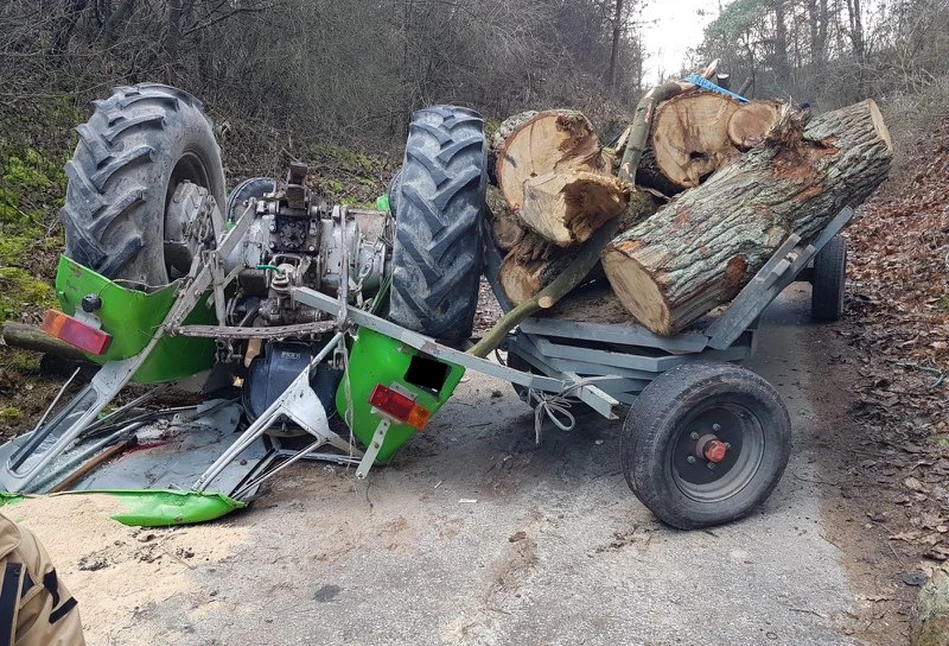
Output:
top-left (487, 83), bottom-right (892, 338)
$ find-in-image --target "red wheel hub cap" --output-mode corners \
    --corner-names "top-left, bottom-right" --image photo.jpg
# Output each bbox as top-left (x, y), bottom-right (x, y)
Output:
top-left (704, 440), bottom-right (728, 463)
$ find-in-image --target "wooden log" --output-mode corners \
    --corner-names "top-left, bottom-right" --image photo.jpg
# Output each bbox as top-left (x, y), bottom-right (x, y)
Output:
top-left (486, 186), bottom-right (525, 251)
top-left (495, 110), bottom-right (610, 211)
top-left (602, 99), bottom-right (892, 336)
top-left (2, 322), bottom-right (87, 360)
top-left (517, 170), bottom-right (629, 246)
top-left (499, 192), bottom-right (656, 305)
top-left (651, 90), bottom-right (741, 189)
top-left (494, 110), bottom-right (625, 247)
top-left (728, 100), bottom-right (783, 149)
top-left (468, 193), bottom-right (656, 359)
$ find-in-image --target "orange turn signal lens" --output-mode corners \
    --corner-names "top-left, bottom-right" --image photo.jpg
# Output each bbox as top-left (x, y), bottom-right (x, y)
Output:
top-left (368, 384), bottom-right (432, 430)
top-left (40, 310), bottom-right (111, 355)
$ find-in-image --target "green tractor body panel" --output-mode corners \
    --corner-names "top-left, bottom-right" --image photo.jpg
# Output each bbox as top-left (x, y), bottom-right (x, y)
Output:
top-left (54, 255), bottom-right (217, 384)
top-left (337, 328), bottom-right (464, 463)
top-left (0, 490), bottom-right (244, 527)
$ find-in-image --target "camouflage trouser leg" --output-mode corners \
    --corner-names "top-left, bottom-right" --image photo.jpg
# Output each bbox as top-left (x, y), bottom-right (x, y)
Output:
top-left (0, 515), bottom-right (85, 646)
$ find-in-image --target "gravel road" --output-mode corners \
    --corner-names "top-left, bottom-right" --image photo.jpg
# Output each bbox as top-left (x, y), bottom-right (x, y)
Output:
top-left (68, 285), bottom-right (861, 646)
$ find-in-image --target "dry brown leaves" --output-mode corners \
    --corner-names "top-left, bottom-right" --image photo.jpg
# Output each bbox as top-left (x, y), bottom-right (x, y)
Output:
top-left (843, 117), bottom-right (949, 559)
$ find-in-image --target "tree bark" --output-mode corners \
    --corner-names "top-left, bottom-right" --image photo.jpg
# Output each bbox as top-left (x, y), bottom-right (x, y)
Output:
top-left (651, 90), bottom-right (741, 189)
top-left (602, 99), bottom-right (892, 336)
top-left (608, 0), bottom-right (624, 91)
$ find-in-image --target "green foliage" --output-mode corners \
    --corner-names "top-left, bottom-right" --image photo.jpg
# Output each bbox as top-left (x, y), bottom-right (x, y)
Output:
top-left (0, 408), bottom-right (24, 424)
top-left (0, 267), bottom-right (54, 322)
top-left (0, 98), bottom-right (77, 329)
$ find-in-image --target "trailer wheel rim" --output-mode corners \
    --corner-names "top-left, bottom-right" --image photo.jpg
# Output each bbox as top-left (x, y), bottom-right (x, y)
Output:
top-left (668, 402), bottom-right (765, 503)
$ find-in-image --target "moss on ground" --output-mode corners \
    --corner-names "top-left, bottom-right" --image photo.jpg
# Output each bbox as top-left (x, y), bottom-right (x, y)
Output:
top-left (0, 98), bottom-right (78, 369)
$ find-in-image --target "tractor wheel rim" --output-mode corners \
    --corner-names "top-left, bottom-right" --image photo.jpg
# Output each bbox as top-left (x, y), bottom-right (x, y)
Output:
top-left (668, 402), bottom-right (765, 503)
top-left (163, 152), bottom-right (214, 279)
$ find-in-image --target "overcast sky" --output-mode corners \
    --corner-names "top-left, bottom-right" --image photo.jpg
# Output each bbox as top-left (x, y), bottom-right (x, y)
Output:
top-left (639, 0), bottom-right (720, 82)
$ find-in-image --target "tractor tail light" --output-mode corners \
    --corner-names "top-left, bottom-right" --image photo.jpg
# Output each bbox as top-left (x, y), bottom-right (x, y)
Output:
top-left (368, 385), bottom-right (432, 430)
top-left (41, 310), bottom-right (111, 356)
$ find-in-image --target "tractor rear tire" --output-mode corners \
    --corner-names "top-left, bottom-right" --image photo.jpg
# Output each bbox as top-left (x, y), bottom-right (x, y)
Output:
top-left (61, 83), bottom-right (226, 288)
top-left (388, 106), bottom-right (487, 346)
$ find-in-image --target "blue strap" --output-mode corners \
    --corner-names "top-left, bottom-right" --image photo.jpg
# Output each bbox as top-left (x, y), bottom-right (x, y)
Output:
top-left (684, 74), bottom-right (750, 103)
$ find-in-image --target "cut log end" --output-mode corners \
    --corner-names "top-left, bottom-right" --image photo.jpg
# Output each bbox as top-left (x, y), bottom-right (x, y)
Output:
top-left (495, 110), bottom-right (604, 212)
top-left (652, 90), bottom-right (741, 189)
top-left (499, 254), bottom-right (543, 305)
top-left (519, 171), bottom-right (629, 246)
top-left (866, 99), bottom-right (893, 152)
top-left (728, 100), bottom-right (783, 149)
top-left (601, 247), bottom-right (672, 335)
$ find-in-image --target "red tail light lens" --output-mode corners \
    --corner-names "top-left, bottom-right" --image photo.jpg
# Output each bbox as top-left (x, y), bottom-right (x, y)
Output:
top-left (41, 310), bottom-right (111, 355)
top-left (369, 385), bottom-right (432, 430)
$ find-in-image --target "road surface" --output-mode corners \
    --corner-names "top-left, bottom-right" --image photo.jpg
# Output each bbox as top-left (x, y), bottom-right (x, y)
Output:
top-left (86, 287), bottom-right (862, 645)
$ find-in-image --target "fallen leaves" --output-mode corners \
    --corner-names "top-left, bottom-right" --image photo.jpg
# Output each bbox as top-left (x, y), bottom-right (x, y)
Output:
top-left (841, 116), bottom-right (949, 563)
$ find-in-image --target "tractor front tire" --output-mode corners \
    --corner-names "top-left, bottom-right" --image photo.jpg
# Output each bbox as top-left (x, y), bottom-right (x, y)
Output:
top-left (388, 106), bottom-right (487, 346)
top-left (61, 83), bottom-right (226, 288)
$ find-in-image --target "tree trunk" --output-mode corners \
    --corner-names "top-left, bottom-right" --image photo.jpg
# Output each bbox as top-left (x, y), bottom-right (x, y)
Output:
top-left (499, 191), bottom-right (656, 305)
top-left (608, 0), bottom-right (624, 91)
top-left (602, 99), bottom-right (892, 335)
top-left (494, 110), bottom-right (622, 245)
top-left (651, 90), bottom-right (741, 189)
top-left (728, 100), bottom-right (783, 149)
top-left (518, 170), bottom-right (629, 246)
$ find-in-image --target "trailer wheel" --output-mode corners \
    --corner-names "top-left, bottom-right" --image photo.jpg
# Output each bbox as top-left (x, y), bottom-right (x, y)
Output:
top-left (621, 361), bottom-right (791, 529)
top-left (61, 84), bottom-right (226, 287)
top-left (388, 105), bottom-right (487, 346)
top-left (811, 235), bottom-right (847, 322)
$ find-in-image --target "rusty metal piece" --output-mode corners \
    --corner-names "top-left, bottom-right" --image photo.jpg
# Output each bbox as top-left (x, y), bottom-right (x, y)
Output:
top-left (286, 162), bottom-right (308, 209)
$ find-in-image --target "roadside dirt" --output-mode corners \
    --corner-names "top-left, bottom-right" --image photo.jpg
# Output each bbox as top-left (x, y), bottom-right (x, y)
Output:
top-left (803, 117), bottom-right (949, 644)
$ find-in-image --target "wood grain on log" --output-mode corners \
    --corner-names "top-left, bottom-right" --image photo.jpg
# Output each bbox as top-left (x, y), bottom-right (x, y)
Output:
top-left (495, 110), bottom-right (609, 212)
top-left (728, 100), bottom-right (783, 149)
top-left (518, 170), bottom-right (629, 246)
top-left (651, 90), bottom-right (741, 189)
top-left (603, 99), bottom-right (892, 336)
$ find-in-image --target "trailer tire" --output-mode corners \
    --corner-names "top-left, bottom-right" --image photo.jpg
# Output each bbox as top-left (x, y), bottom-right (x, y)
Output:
top-left (621, 361), bottom-right (791, 529)
top-left (61, 84), bottom-right (226, 287)
top-left (388, 106), bottom-right (487, 346)
top-left (811, 235), bottom-right (847, 322)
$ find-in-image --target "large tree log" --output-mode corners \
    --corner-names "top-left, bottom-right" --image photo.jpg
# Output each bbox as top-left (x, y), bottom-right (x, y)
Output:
top-left (499, 192), bottom-right (656, 305)
top-left (494, 110), bottom-right (626, 245)
top-left (728, 100), bottom-right (783, 149)
top-left (603, 99), bottom-right (892, 336)
top-left (518, 170), bottom-right (629, 246)
top-left (651, 90), bottom-right (741, 189)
